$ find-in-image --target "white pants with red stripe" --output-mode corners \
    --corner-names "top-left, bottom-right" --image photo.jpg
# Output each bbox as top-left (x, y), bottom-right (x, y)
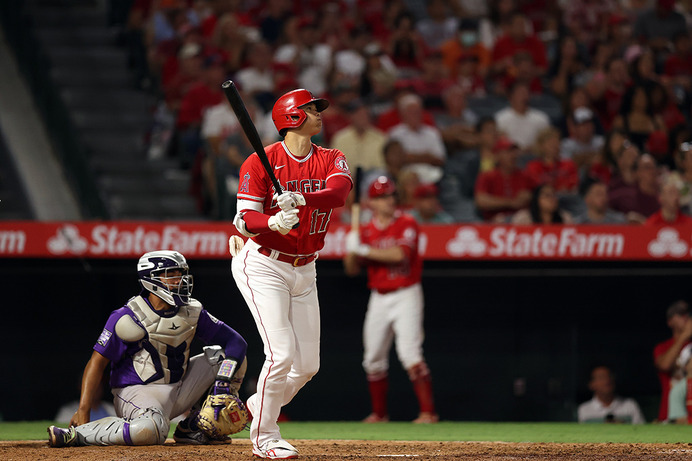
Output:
top-left (231, 239), bottom-right (320, 449)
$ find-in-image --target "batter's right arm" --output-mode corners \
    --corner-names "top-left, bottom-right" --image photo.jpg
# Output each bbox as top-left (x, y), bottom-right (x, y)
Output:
top-left (71, 351), bottom-right (110, 427)
top-left (234, 199), bottom-right (298, 236)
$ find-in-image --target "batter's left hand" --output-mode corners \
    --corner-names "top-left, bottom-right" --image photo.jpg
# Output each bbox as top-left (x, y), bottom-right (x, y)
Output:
top-left (274, 192), bottom-right (306, 211)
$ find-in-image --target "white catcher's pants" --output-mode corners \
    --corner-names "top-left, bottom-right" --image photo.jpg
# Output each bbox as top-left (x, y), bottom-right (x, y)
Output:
top-left (113, 353), bottom-right (218, 421)
top-left (232, 239), bottom-right (320, 449)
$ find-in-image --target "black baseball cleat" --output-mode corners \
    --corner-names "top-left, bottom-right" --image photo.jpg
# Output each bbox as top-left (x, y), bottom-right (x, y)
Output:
top-left (173, 419), bottom-right (231, 445)
top-left (47, 425), bottom-right (77, 448)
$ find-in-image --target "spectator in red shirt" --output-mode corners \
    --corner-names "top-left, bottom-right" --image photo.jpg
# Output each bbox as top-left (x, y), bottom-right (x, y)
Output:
top-left (454, 53), bottom-right (487, 96)
top-left (645, 177), bottom-right (692, 225)
top-left (654, 300), bottom-right (692, 422)
top-left (609, 152), bottom-right (661, 222)
top-left (664, 32), bottom-right (692, 94)
top-left (409, 51), bottom-right (455, 112)
top-left (491, 11), bottom-right (548, 85)
top-left (175, 53), bottom-right (226, 168)
top-left (498, 51), bottom-right (543, 96)
top-left (525, 127), bottom-right (578, 193)
top-left (588, 57), bottom-right (631, 132)
top-left (163, 42), bottom-right (204, 113)
top-left (375, 87), bottom-right (437, 133)
top-left (563, 0), bottom-right (618, 50)
top-left (474, 137), bottom-right (532, 222)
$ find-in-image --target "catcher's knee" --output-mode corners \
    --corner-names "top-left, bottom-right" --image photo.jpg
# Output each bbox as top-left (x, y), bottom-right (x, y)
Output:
top-left (127, 409), bottom-right (169, 445)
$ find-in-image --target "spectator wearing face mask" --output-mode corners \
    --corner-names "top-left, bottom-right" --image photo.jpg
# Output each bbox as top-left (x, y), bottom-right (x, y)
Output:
top-left (440, 18), bottom-right (491, 80)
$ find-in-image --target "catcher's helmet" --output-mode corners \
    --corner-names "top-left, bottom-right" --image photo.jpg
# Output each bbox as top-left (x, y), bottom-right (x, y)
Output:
top-left (368, 176), bottom-right (396, 198)
top-left (137, 250), bottom-right (193, 307)
top-left (272, 89), bottom-right (329, 136)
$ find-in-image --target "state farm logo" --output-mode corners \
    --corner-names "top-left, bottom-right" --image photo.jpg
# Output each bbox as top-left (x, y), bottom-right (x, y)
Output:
top-left (48, 225), bottom-right (88, 255)
top-left (45, 224), bottom-right (228, 256)
top-left (647, 228), bottom-right (688, 258)
top-left (446, 226), bottom-right (625, 258)
top-left (447, 228), bottom-right (486, 256)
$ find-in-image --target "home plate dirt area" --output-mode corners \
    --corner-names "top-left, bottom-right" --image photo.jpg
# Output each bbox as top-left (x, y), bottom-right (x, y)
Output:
top-left (3, 440), bottom-right (692, 460)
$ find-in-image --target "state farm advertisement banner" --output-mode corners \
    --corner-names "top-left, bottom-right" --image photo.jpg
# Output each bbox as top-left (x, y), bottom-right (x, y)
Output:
top-left (1, 221), bottom-right (692, 261)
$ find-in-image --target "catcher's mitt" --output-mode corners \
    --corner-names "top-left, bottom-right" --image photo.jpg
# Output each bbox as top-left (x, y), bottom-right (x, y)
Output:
top-left (195, 393), bottom-right (249, 438)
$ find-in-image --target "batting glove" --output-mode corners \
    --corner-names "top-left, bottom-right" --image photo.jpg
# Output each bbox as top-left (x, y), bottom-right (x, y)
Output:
top-left (273, 192), bottom-right (306, 211)
top-left (345, 230), bottom-right (371, 257)
top-left (268, 208), bottom-right (299, 235)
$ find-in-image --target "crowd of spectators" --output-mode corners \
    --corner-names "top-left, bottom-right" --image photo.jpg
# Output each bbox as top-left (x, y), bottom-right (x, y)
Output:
top-left (125, 0), bottom-right (692, 223)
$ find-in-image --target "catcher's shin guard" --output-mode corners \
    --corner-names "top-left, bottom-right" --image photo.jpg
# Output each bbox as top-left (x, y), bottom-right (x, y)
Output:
top-left (74, 409), bottom-right (169, 446)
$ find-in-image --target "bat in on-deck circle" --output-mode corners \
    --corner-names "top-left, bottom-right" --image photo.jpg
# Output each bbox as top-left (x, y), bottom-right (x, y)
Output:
top-left (222, 80), bottom-right (298, 226)
top-left (351, 166), bottom-right (363, 235)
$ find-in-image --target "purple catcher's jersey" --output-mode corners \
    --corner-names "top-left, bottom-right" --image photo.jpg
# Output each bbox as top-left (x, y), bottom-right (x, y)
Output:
top-left (94, 295), bottom-right (243, 389)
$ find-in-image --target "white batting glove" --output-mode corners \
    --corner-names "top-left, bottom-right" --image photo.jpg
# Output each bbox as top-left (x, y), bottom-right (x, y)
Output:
top-left (273, 192), bottom-right (306, 211)
top-left (268, 208), bottom-right (299, 235)
top-left (345, 230), bottom-right (371, 257)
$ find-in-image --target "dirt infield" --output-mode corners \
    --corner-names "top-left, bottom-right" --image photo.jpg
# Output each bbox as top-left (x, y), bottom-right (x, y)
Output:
top-left (4, 439), bottom-right (692, 460)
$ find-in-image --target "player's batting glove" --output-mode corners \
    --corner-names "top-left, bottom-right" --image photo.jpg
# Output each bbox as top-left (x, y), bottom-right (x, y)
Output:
top-left (273, 191), bottom-right (306, 211)
top-left (268, 208), bottom-right (299, 235)
top-left (345, 230), bottom-right (371, 257)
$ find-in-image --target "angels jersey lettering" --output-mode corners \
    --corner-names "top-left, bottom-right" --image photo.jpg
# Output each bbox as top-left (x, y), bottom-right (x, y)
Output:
top-left (361, 212), bottom-right (422, 293)
top-left (237, 141), bottom-right (352, 254)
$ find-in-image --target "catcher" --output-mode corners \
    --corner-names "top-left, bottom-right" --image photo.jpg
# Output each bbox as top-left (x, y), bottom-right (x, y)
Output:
top-left (47, 250), bottom-right (249, 447)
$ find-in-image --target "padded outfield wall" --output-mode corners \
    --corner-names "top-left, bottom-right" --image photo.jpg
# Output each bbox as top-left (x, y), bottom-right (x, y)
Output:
top-left (1, 222), bottom-right (691, 422)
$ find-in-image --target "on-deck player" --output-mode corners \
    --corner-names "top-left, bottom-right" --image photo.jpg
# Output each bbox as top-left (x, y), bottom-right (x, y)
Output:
top-left (343, 176), bottom-right (438, 424)
top-left (47, 250), bottom-right (248, 447)
top-left (231, 89), bottom-right (352, 459)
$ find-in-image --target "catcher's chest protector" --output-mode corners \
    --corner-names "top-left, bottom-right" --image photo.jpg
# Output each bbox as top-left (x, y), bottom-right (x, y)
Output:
top-left (127, 296), bottom-right (202, 384)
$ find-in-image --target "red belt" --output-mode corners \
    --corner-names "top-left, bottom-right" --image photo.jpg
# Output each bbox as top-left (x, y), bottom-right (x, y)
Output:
top-left (258, 246), bottom-right (317, 266)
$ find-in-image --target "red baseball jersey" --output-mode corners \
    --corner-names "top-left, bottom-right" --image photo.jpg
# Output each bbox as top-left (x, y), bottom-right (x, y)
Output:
top-left (360, 211), bottom-right (422, 293)
top-left (237, 141), bottom-right (352, 255)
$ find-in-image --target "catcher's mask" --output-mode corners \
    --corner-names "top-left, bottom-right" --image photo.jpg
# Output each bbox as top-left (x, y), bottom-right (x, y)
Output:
top-left (137, 250), bottom-right (193, 307)
top-left (272, 88), bottom-right (329, 137)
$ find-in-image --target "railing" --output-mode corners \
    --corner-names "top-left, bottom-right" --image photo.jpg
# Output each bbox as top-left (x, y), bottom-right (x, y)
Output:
top-left (0, 3), bottom-right (108, 218)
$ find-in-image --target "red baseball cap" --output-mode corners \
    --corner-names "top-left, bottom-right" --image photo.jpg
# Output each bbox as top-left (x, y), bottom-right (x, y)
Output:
top-left (368, 176), bottom-right (396, 198)
top-left (493, 137), bottom-right (519, 152)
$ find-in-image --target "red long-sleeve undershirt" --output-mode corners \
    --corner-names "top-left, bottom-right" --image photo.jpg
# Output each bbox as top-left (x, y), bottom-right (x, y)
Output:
top-left (242, 175), bottom-right (352, 233)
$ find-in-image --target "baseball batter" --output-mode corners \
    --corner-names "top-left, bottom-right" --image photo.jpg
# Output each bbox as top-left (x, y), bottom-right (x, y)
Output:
top-left (344, 176), bottom-right (438, 424)
top-left (231, 88), bottom-right (352, 459)
top-left (47, 250), bottom-right (248, 447)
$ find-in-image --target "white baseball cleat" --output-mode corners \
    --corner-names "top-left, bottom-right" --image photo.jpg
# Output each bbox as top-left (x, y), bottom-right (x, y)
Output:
top-left (253, 439), bottom-right (299, 459)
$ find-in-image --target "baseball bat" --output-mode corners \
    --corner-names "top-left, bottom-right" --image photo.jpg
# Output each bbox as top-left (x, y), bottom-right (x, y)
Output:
top-left (222, 80), bottom-right (298, 227)
top-left (351, 166), bottom-right (363, 234)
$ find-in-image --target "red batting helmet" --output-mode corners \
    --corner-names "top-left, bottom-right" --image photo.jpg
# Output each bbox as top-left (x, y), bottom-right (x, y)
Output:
top-left (368, 176), bottom-right (396, 198)
top-left (272, 89), bottom-right (329, 136)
